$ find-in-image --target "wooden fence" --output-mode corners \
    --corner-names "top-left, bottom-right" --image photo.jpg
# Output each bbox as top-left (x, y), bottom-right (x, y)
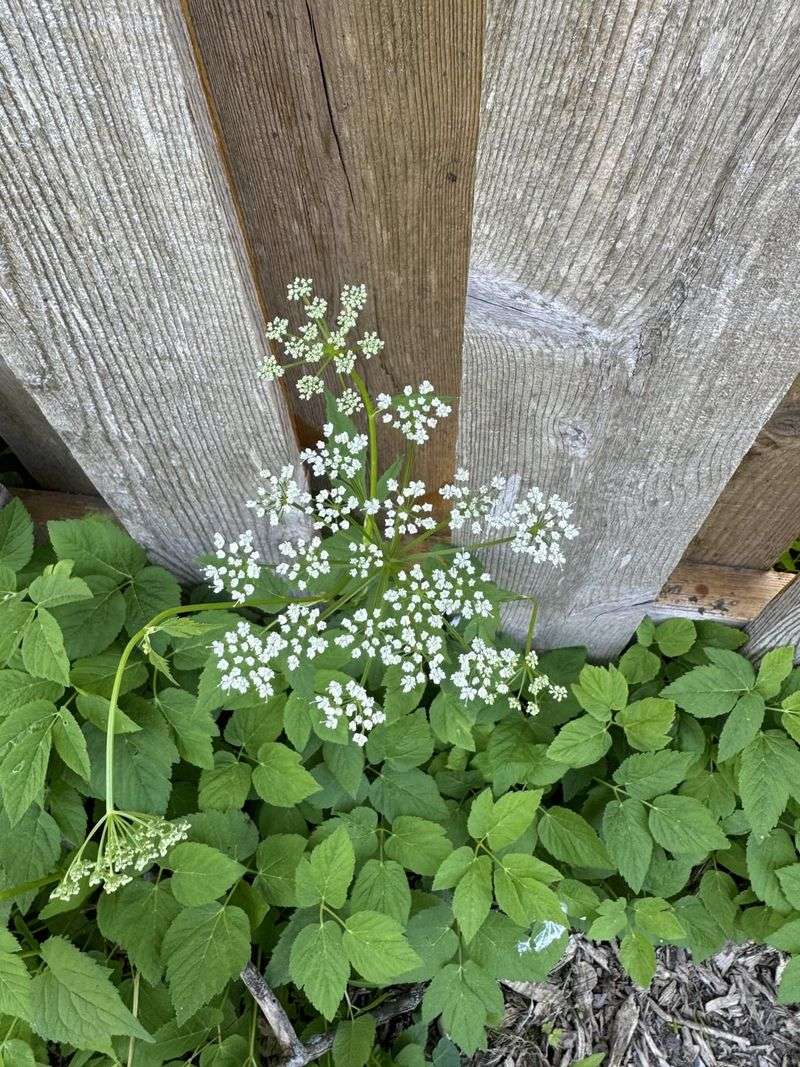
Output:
top-left (0, 0), bottom-right (799, 657)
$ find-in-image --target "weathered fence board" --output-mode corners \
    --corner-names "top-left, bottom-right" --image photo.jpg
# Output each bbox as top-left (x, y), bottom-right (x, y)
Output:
top-left (460, 0), bottom-right (800, 656)
top-left (746, 576), bottom-right (800, 661)
top-left (180, 0), bottom-right (484, 488)
top-left (0, 0), bottom-right (298, 577)
top-left (654, 563), bottom-right (795, 627)
top-left (686, 376), bottom-right (800, 569)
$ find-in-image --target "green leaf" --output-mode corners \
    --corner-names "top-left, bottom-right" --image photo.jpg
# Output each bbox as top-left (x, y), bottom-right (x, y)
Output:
top-left (739, 732), bottom-right (800, 837)
top-left (776, 864), bottom-right (800, 910)
top-left (777, 956), bottom-right (800, 1004)
top-left (547, 715), bottom-right (611, 768)
top-left (253, 742), bottom-right (320, 806)
top-left (0, 700), bottom-right (56, 824)
top-left (369, 766), bottom-right (448, 822)
top-left (85, 722), bottom-right (176, 814)
top-left (366, 710), bottom-right (433, 769)
top-left (493, 853), bottom-right (564, 926)
top-left (603, 799), bottom-right (652, 893)
top-left (747, 830), bottom-right (796, 910)
top-left (51, 574), bottom-right (127, 659)
top-left (350, 859), bottom-right (411, 922)
top-left (694, 620), bottom-right (747, 649)
top-left (654, 618), bottom-right (696, 657)
top-left (429, 691), bottom-right (476, 750)
top-left (162, 904), bottom-right (250, 1023)
top-left (52, 706), bottom-right (91, 779)
top-left (0, 670), bottom-right (62, 718)
top-left (124, 565), bottom-right (181, 633)
top-left (48, 515), bottom-right (146, 580)
top-left (613, 750), bottom-right (695, 800)
top-left (538, 807), bottom-right (612, 869)
top-left (166, 842), bottom-right (245, 906)
top-left (324, 741), bottom-right (364, 797)
top-left (422, 961), bottom-right (502, 1056)
top-left (0, 499), bottom-right (33, 572)
top-left (0, 930), bottom-right (31, 1022)
top-left (290, 921), bottom-right (349, 1021)
top-left (756, 646), bottom-right (795, 699)
top-left (283, 689), bottom-right (314, 751)
top-left (572, 665), bottom-right (627, 719)
top-left (22, 609), bottom-right (70, 685)
top-left (618, 644), bottom-right (661, 684)
top-left (158, 687), bottom-right (218, 769)
top-left (452, 855), bottom-right (493, 943)
top-left (31, 936), bottom-right (151, 1053)
top-left (432, 846), bottom-right (475, 890)
top-left (332, 1014), bottom-right (376, 1067)
top-left (618, 930), bottom-right (656, 987)
top-left (295, 826), bottom-right (355, 908)
top-left (256, 834), bottom-right (307, 906)
top-left (343, 910), bottom-right (420, 982)
top-left (0, 805), bottom-right (60, 899)
top-left (0, 599), bottom-right (33, 664)
top-left (198, 757), bottom-right (252, 811)
top-left (648, 795), bottom-right (729, 855)
top-left (588, 898), bottom-right (628, 940)
top-left (616, 698), bottom-right (675, 750)
top-left (28, 560), bottom-right (92, 609)
top-left (633, 897), bottom-right (685, 941)
top-left (660, 663), bottom-right (748, 717)
top-left (717, 692), bottom-right (765, 763)
top-left (385, 816), bottom-right (451, 875)
top-left (97, 879), bottom-right (180, 985)
top-left (70, 650), bottom-right (147, 698)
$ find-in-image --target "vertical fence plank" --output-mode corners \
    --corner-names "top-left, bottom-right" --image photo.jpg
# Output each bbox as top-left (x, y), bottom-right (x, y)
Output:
top-left (180, 0), bottom-right (484, 490)
top-left (0, 0), bottom-right (299, 577)
top-left (685, 376), bottom-right (800, 569)
top-left (746, 578), bottom-right (800, 661)
top-left (460, 0), bottom-right (800, 655)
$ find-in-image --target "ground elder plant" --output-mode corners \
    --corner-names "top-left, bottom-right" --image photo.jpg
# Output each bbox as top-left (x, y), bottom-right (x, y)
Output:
top-left (0, 284), bottom-right (798, 1066)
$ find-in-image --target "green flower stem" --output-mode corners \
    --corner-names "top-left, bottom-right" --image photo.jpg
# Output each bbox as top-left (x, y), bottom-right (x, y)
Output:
top-left (351, 369), bottom-right (379, 509)
top-left (126, 970), bottom-right (140, 1067)
top-left (103, 595), bottom-right (320, 815)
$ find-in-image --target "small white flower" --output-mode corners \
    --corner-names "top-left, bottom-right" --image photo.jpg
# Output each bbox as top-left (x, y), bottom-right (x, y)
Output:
top-left (507, 488), bottom-right (579, 567)
top-left (258, 353), bottom-right (285, 382)
top-left (265, 317), bottom-right (289, 341)
top-left (300, 424), bottom-right (368, 482)
top-left (314, 677), bottom-right (385, 746)
top-left (275, 536), bottom-right (330, 590)
top-left (297, 374), bottom-right (324, 400)
top-left (333, 350), bottom-right (357, 374)
top-left (451, 637), bottom-right (521, 704)
top-left (287, 277), bottom-right (313, 301)
top-left (376, 381), bottom-right (451, 445)
top-left (358, 331), bottom-right (384, 359)
top-left (336, 388), bottom-right (363, 416)
top-left (305, 296), bottom-right (328, 320)
top-left (347, 541), bottom-right (384, 580)
top-left (275, 604), bottom-right (328, 672)
top-left (203, 531), bottom-right (261, 603)
top-left (440, 472), bottom-right (513, 535)
top-left (247, 466), bottom-right (310, 526)
top-left (308, 485), bottom-right (360, 532)
top-left (212, 619), bottom-right (286, 699)
top-left (383, 480), bottom-right (436, 539)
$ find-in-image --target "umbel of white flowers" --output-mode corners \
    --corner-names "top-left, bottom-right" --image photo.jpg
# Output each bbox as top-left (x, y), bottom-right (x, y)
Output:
top-left (203, 279), bottom-right (579, 746)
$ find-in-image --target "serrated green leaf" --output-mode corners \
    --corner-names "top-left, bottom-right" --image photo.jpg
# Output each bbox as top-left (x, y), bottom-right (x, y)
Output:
top-left (493, 853), bottom-right (564, 926)
top-left (746, 830), bottom-right (796, 910)
top-left (777, 956), bottom-right (800, 1004)
top-left (717, 692), bottom-right (765, 763)
top-left (166, 842), bottom-right (245, 906)
top-left (660, 663), bottom-right (747, 717)
top-left (256, 834), bottom-right (307, 907)
top-left (433, 846), bottom-right (475, 890)
top-left (572, 665), bottom-right (627, 718)
top-left (588, 898), bottom-right (628, 940)
top-left (0, 499), bottom-right (33, 573)
top-left (157, 687), bottom-right (218, 769)
top-left (51, 574), bottom-right (127, 659)
top-left (162, 904), bottom-right (250, 1023)
top-left (616, 698), bottom-right (674, 750)
top-left (603, 799), bottom-right (652, 893)
top-left (422, 961), bottom-right (502, 1056)
top-left (654, 618), bottom-right (696, 658)
top-left (369, 766), bottom-right (447, 822)
top-left (124, 565), bottom-right (181, 633)
top-left (453, 855), bottom-right (493, 943)
top-left (538, 807), bottom-right (612, 869)
top-left (31, 936), bottom-right (151, 1053)
top-left (385, 816), bottom-right (451, 875)
top-left (633, 897), bottom-right (685, 941)
top-left (0, 930), bottom-right (31, 1022)
top-left (0, 700), bottom-right (56, 824)
top-left (739, 732), bottom-right (800, 837)
top-left (776, 864), bottom-right (800, 910)
top-left (350, 859), bottom-right (411, 922)
top-left (290, 921), bottom-right (349, 1020)
top-left (22, 609), bottom-right (70, 685)
top-left (648, 794), bottom-right (729, 855)
top-left (28, 561), bottom-right (92, 610)
top-left (253, 742), bottom-right (320, 806)
top-left (332, 1014), bottom-right (376, 1067)
top-left (52, 706), bottom-right (91, 779)
top-left (84, 721), bottom-right (176, 813)
top-left (613, 750), bottom-right (694, 800)
top-left (295, 827), bottom-right (355, 908)
top-left (48, 515), bottom-right (146, 580)
top-left (618, 644), bottom-right (661, 684)
top-left (198, 757), bottom-right (252, 811)
top-left (0, 670), bottom-right (62, 718)
top-left (547, 715), bottom-right (610, 767)
top-left (343, 910), bottom-right (420, 981)
top-left (756, 646), bottom-right (795, 699)
top-left (0, 599), bottom-right (33, 664)
top-left (96, 879), bottom-right (180, 985)
top-left (618, 930), bottom-right (656, 986)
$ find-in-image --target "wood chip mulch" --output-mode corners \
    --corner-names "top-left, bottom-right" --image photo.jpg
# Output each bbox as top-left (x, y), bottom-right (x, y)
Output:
top-left (474, 937), bottom-right (800, 1067)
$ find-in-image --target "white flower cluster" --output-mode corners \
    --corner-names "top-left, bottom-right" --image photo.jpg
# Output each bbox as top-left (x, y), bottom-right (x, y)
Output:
top-left (441, 470), bottom-right (578, 567)
top-left (203, 531), bottom-right (261, 603)
top-left (308, 485), bottom-right (360, 532)
top-left (336, 388), bottom-right (362, 416)
top-left (274, 604), bottom-right (328, 672)
top-left (451, 637), bottom-right (520, 704)
top-left (300, 423), bottom-right (368, 482)
top-left (383, 480), bottom-right (436, 539)
top-left (335, 607), bottom-right (384, 661)
top-left (429, 552), bottom-right (493, 620)
top-left (246, 466), bottom-right (310, 526)
top-left (380, 566), bottom-right (447, 691)
top-left (52, 813), bottom-right (190, 901)
top-left (315, 678), bottom-right (385, 746)
top-left (276, 536), bottom-right (331, 590)
top-left (258, 280), bottom-right (383, 393)
top-left (213, 619), bottom-right (285, 700)
top-left (376, 381), bottom-right (452, 444)
top-left (348, 541), bottom-right (384, 579)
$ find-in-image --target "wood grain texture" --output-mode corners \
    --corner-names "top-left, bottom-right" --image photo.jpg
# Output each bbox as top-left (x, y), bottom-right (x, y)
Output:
top-left (653, 563), bottom-right (794, 625)
top-left (686, 375), bottom-right (800, 569)
top-left (461, 0), bottom-right (800, 656)
top-left (0, 0), bottom-right (299, 578)
top-left (181, 0), bottom-right (484, 487)
top-left (746, 573), bottom-right (800, 661)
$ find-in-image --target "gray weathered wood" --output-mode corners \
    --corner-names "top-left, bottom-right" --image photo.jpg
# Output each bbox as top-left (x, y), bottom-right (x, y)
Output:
top-left (0, 0), bottom-right (298, 578)
top-left (746, 577), bottom-right (800, 662)
top-left (460, 0), bottom-right (800, 656)
top-left (180, 0), bottom-right (484, 489)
